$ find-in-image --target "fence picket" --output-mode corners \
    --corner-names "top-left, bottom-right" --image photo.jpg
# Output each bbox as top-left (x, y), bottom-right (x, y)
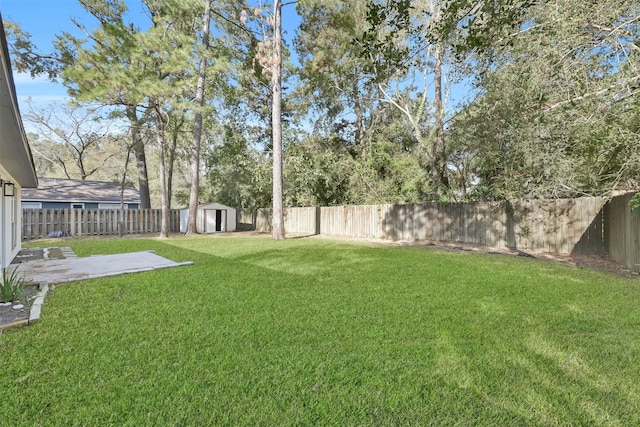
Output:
top-left (238, 196), bottom-right (619, 260)
top-left (22, 208), bottom-right (182, 240)
top-left (26, 196), bottom-right (640, 273)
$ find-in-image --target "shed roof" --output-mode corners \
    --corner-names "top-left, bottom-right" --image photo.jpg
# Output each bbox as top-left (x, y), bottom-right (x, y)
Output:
top-left (197, 202), bottom-right (236, 210)
top-left (179, 202), bottom-right (236, 211)
top-left (21, 178), bottom-right (141, 204)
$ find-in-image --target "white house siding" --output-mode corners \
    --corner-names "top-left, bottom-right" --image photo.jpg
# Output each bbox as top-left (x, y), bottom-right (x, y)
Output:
top-left (0, 18), bottom-right (38, 268)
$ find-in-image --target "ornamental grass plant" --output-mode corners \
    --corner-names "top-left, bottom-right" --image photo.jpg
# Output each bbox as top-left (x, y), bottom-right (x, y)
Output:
top-left (0, 267), bottom-right (24, 304)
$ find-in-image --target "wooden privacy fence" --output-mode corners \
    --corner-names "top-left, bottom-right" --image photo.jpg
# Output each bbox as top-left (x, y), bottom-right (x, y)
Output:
top-left (239, 195), bottom-right (640, 271)
top-left (240, 198), bottom-right (608, 254)
top-left (237, 207), bottom-right (320, 235)
top-left (22, 209), bottom-right (181, 240)
top-left (604, 193), bottom-right (640, 272)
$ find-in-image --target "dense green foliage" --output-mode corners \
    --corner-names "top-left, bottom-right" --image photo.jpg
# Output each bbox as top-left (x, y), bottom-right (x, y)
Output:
top-left (271, 0), bottom-right (638, 205)
top-left (1, 235), bottom-right (638, 424)
top-left (4, 0), bottom-right (639, 209)
top-left (448, 0), bottom-right (640, 199)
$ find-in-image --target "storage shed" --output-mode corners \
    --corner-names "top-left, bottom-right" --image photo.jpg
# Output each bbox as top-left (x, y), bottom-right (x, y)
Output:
top-left (180, 202), bottom-right (237, 233)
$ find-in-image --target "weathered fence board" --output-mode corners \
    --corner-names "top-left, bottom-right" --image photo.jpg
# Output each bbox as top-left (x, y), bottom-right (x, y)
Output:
top-left (284, 206), bottom-right (317, 235)
top-left (605, 193), bottom-right (640, 272)
top-left (22, 209), bottom-right (181, 240)
top-left (240, 197), bottom-right (609, 253)
top-left (239, 194), bottom-right (640, 272)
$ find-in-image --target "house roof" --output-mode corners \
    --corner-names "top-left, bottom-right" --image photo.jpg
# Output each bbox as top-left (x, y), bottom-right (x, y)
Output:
top-left (21, 178), bottom-right (141, 204)
top-left (0, 16), bottom-right (37, 188)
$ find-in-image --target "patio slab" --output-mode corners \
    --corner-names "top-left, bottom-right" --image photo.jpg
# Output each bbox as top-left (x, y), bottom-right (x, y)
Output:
top-left (11, 250), bottom-right (193, 284)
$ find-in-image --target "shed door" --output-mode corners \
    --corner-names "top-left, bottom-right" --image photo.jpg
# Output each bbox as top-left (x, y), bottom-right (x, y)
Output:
top-left (205, 210), bottom-right (216, 233)
top-left (215, 210), bottom-right (223, 232)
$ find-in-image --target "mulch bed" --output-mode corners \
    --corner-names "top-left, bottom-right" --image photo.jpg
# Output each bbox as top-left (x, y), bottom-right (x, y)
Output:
top-left (1, 247), bottom-right (54, 331)
top-left (417, 240), bottom-right (637, 278)
top-left (11, 248), bottom-right (44, 264)
top-left (571, 253), bottom-right (636, 279)
top-left (0, 284), bottom-right (40, 329)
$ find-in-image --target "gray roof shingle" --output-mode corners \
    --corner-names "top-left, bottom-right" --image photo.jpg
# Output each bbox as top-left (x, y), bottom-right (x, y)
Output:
top-left (21, 178), bottom-right (140, 204)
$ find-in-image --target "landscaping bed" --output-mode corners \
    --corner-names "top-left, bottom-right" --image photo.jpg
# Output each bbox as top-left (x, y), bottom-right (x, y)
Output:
top-left (0, 246), bottom-right (68, 330)
top-left (0, 284), bottom-right (39, 329)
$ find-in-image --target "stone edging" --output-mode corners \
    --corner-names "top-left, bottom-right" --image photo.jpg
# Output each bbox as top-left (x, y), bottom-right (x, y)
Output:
top-left (28, 283), bottom-right (49, 324)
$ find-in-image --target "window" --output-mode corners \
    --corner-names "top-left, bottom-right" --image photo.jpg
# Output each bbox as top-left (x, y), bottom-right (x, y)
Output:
top-left (22, 202), bottom-right (42, 209)
top-left (72, 203), bottom-right (84, 209)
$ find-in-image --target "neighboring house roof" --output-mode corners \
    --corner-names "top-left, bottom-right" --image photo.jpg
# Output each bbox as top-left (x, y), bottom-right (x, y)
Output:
top-left (21, 178), bottom-right (141, 204)
top-left (0, 16), bottom-right (37, 188)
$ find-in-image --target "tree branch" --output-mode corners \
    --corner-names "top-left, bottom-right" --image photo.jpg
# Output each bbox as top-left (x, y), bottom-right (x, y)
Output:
top-left (543, 76), bottom-right (640, 112)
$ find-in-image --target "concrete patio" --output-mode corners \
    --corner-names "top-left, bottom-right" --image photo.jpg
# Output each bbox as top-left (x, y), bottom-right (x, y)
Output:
top-left (1, 247), bottom-right (193, 331)
top-left (9, 247), bottom-right (193, 285)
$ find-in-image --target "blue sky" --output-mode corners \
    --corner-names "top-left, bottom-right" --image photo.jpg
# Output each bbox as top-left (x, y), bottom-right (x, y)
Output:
top-left (1, 0), bottom-right (88, 109)
top-left (1, 0), bottom-right (471, 123)
top-left (0, 0), bottom-right (302, 113)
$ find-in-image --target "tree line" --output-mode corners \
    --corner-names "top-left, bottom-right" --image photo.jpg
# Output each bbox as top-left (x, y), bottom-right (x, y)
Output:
top-left (5, 0), bottom-right (639, 238)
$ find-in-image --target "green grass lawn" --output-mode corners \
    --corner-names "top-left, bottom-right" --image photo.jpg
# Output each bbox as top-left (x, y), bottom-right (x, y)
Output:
top-left (2, 234), bottom-right (639, 425)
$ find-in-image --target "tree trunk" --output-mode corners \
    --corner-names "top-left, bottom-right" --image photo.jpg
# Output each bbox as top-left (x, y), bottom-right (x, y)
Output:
top-left (155, 108), bottom-right (170, 238)
top-left (119, 145), bottom-right (132, 238)
top-left (126, 105), bottom-right (151, 209)
top-left (187, 0), bottom-right (212, 235)
top-left (167, 121), bottom-right (179, 211)
top-left (353, 72), bottom-right (366, 157)
top-left (271, 0), bottom-right (285, 240)
top-left (433, 42), bottom-right (449, 194)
